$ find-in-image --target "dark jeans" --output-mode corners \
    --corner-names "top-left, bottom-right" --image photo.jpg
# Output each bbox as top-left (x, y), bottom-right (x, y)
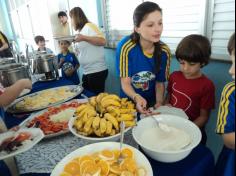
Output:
top-left (82, 69), bottom-right (108, 95)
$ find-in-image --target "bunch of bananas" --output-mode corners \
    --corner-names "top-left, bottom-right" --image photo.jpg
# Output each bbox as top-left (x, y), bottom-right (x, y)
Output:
top-left (73, 93), bottom-right (137, 137)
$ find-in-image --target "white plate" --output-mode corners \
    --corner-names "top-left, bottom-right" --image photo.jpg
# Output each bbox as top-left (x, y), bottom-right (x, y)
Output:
top-left (51, 142), bottom-right (153, 176)
top-left (0, 128), bottom-right (44, 160)
top-left (7, 85), bottom-right (84, 113)
top-left (20, 99), bottom-right (88, 139)
top-left (69, 115), bottom-right (133, 142)
top-left (54, 36), bottom-right (75, 42)
top-left (140, 106), bottom-right (189, 119)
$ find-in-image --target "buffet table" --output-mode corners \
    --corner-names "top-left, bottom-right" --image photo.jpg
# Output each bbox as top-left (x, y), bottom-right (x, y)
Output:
top-left (2, 78), bottom-right (215, 176)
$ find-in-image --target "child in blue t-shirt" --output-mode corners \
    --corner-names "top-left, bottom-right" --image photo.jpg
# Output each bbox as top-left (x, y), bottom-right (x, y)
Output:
top-left (216, 33), bottom-right (235, 176)
top-left (58, 40), bottom-right (80, 85)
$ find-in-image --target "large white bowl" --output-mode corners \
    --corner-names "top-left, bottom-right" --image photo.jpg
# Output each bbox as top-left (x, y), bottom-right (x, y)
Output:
top-left (51, 142), bottom-right (153, 176)
top-left (69, 115), bottom-right (132, 142)
top-left (132, 114), bottom-right (202, 163)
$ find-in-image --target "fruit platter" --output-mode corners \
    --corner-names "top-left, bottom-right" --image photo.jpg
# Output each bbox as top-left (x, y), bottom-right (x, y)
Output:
top-left (51, 142), bottom-right (153, 176)
top-left (7, 85), bottom-right (83, 113)
top-left (69, 93), bottom-right (137, 142)
top-left (20, 99), bottom-right (87, 138)
top-left (0, 128), bottom-right (44, 160)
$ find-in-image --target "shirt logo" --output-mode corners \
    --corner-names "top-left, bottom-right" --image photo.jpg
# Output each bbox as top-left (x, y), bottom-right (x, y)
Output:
top-left (132, 71), bottom-right (155, 91)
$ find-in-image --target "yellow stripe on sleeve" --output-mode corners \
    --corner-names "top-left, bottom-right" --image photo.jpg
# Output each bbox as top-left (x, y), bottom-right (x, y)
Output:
top-left (119, 40), bottom-right (135, 77)
top-left (86, 23), bottom-right (105, 39)
top-left (217, 82), bottom-right (235, 133)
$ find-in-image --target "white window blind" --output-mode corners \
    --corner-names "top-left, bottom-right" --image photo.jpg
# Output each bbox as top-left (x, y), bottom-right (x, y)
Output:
top-left (207, 0), bottom-right (235, 60)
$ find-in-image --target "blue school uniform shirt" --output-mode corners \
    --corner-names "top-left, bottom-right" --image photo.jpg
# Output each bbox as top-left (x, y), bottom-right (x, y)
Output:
top-left (216, 81), bottom-right (235, 176)
top-left (58, 52), bottom-right (80, 85)
top-left (116, 36), bottom-right (171, 102)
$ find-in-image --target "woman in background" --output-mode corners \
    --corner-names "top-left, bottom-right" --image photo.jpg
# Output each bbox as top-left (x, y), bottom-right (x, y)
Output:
top-left (0, 31), bottom-right (13, 58)
top-left (70, 7), bottom-right (108, 95)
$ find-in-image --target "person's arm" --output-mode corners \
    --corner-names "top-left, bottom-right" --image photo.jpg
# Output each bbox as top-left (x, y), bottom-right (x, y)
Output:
top-left (74, 34), bottom-right (106, 46)
top-left (155, 82), bottom-right (165, 108)
top-left (194, 109), bottom-right (211, 128)
top-left (0, 79), bottom-right (32, 107)
top-left (121, 77), bottom-right (148, 114)
top-left (223, 132), bottom-right (235, 150)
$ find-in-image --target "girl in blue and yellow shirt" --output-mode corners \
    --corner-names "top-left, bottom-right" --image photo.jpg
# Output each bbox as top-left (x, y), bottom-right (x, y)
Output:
top-left (116, 2), bottom-right (171, 113)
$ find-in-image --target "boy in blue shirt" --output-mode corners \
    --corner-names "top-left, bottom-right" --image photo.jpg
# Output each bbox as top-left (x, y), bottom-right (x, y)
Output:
top-left (216, 33), bottom-right (235, 176)
top-left (58, 40), bottom-right (80, 85)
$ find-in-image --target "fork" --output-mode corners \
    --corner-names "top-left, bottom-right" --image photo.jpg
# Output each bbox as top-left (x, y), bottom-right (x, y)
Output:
top-left (117, 121), bottom-right (125, 164)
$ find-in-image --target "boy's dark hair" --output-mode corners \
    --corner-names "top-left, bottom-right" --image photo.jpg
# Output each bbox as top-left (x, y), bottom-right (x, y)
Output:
top-left (176, 34), bottom-right (211, 67)
top-left (58, 11), bottom-right (67, 18)
top-left (34, 35), bottom-right (45, 44)
top-left (228, 33), bottom-right (235, 55)
top-left (58, 40), bottom-right (71, 45)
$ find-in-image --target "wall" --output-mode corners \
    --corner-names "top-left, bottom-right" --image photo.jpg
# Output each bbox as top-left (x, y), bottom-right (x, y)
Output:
top-left (104, 48), bottom-right (232, 160)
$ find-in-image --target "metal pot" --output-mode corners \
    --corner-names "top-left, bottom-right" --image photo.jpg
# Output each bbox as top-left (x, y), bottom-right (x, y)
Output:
top-left (0, 63), bottom-right (31, 87)
top-left (33, 53), bottom-right (58, 74)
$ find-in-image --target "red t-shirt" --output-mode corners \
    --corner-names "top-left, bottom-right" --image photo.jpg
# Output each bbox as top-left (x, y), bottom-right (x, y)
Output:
top-left (167, 71), bottom-right (215, 121)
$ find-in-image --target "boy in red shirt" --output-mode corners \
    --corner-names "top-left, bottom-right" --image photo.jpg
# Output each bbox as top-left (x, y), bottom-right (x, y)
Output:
top-left (165, 35), bottom-right (215, 145)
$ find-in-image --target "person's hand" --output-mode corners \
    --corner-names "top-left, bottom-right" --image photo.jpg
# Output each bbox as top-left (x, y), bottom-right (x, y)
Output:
top-left (59, 57), bottom-right (65, 64)
top-left (154, 101), bottom-right (163, 109)
top-left (18, 79), bottom-right (32, 90)
top-left (65, 68), bottom-right (75, 77)
top-left (10, 126), bottom-right (20, 132)
top-left (134, 95), bottom-right (149, 114)
top-left (74, 34), bottom-right (85, 43)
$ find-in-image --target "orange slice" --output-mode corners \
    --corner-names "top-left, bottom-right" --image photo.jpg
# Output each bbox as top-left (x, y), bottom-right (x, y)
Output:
top-left (120, 158), bottom-right (137, 173)
top-left (97, 160), bottom-right (110, 176)
top-left (80, 160), bottom-right (96, 175)
top-left (135, 167), bottom-right (147, 176)
top-left (99, 150), bottom-right (114, 161)
top-left (79, 155), bottom-right (94, 165)
top-left (64, 161), bottom-right (80, 175)
top-left (121, 171), bottom-right (134, 176)
top-left (110, 163), bottom-right (123, 175)
top-left (121, 148), bottom-right (134, 159)
top-left (113, 150), bottom-right (121, 160)
top-left (83, 165), bottom-right (101, 175)
top-left (60, 172), bottom-right (72, 176)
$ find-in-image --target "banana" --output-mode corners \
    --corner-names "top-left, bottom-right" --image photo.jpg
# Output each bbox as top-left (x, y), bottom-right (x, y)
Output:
top-left (127, 102), bottom-right (135, 109)
top-left (86, 109), bottom-right (97, 118)
top-left (77, 105), bottom-right (95, 118)
top-left (106, 121), bottom-right (113, 135)
top-left (75, 118), bottom-right (84, 130)
top-left (89, 96), bottom-right (97, 107)
top-left (82, 113), bottom-right (89, 123)
top-left (124, 121), bottom-right (136, 128)
top-left (94, 129), bottom-right (103, 137)
top-left (117, 114), bottom-right (135, 122)
top-left (111, 129), bottom-right (116, 136)
top-left (92, 116), bottom-right (101, 130)
top-left (104, 113), bottom-right (119, 130)
top-left (120, 108), bottom-right (136, 114)
top-left (106, 106), bottom-right (121, 117)
top-left (101, 99), bottom-right (121, 108)
top-left (96, 93), bottom-right (109, 103)
top-left (101, 94), bottom-right (120, 104)
top-left (97, 104), bottom-right (106, 114)
top-left (100, 118), bottom-right (107, 134)
top-left (75, 104), bottom-right (90, 114)
top-left (84, 117), bottom-right (95, 133)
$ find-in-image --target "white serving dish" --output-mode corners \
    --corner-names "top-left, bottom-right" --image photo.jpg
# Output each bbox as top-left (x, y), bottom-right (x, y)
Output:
top-left (51, 142), bottom-right (153, 176)
top-left (132, 114), bottom-right (201, 163)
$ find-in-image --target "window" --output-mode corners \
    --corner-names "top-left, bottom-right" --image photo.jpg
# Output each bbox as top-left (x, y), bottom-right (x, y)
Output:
top-left (207, 0), bottom-right (235, 60)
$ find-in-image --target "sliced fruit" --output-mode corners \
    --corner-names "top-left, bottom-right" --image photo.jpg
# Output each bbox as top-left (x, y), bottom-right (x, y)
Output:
top-left (64, 161), bottom-right (80, 175)
top-left (99, 150), bottom-right (115, 161)
top-left (121, 148), bottom-right (134, 159)
top-left (112, 150), bottom-right (121, 160)
top-left (79, 155), bottom-right (94, 165)
top-left (121, 171), bottom-right (134, 176)
top-left (80, 160), bottom-right (96, 175)
top-left (97, 160), bottom-right (110, 176)
top-left (120, 158), bottom-right (137, 173)
top-left (110, 163), bottom-right (123, 175)
top-left (83, 165), bottom-right (101, 175)
top-left (135, 167), bottom-right (147, 176)
top-left (60, 172), bottom-right (72, 176)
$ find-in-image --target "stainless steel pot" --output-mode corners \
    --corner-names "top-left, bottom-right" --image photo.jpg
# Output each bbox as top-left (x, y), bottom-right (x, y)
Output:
top-left (33, 53), bottom-right (58, 74)
top-left (0, 63), bottom-right (31, 87)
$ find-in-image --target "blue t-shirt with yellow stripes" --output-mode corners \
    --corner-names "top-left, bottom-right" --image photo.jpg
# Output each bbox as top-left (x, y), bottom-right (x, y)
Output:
top-left (116, 36), bottom-right (171, 102)
top-left (216, 81), bottom-right (235, 134)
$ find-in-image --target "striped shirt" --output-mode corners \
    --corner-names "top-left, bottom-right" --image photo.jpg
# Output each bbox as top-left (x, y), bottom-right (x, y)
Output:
top-left (216, 81), bottom-right (235, 134)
